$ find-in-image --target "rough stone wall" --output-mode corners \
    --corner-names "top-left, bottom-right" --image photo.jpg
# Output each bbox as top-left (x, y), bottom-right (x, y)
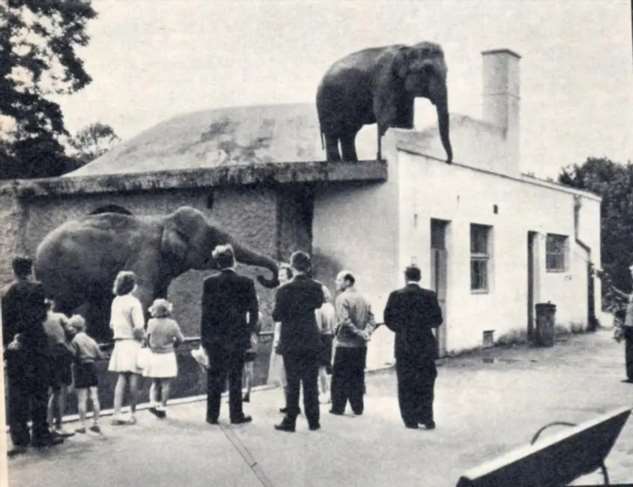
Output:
top-left (18, 186), bottom-right (278, 337)
top-left (0, 186), bottom-right (30, 291)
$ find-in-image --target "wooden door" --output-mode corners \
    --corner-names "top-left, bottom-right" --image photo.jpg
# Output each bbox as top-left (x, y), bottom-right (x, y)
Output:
top-left (431, 220), bottom-right (449, 357)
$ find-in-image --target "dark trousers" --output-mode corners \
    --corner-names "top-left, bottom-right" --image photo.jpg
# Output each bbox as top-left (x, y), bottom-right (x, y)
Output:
top-left (206, 346), bottom-right (245, 422)
top-left (331, 347), bottom-right (366, 414)
top-left (7, 352), bottom-right (51, 447)
top-left (625, 329), bottom-right (633, 380)
top-left (395, 354), bottom-right (437, 426)
top-left (283, 350), bottom-right (319, 427)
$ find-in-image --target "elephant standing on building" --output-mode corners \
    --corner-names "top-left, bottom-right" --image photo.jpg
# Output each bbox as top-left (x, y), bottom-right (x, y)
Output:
top-left (316, 41), bottom-right (453, 163)
top-left (34, 206), bottom-right (279, 341)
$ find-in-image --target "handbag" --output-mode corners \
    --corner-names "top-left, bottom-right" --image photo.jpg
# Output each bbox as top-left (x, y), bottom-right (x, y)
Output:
top-left (191, 345), bottom-right (209, 369)
top-left (136, 346), bottom-right (152, 370)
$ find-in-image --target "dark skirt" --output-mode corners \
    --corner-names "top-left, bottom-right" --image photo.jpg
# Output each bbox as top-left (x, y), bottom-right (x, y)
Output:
top-left (74, 362), bottom-right (98, 389)
top-left (318, 335), bottom-right (334, 371)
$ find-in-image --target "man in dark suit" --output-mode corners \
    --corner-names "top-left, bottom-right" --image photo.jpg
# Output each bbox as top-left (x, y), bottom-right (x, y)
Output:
top-left (273, 251), bottom-right (324, 432)
top-left (201, 245), bottom-right (258, 425)
top-left (384, 264), bottom-right (443, 430)
top-left (2, 256), bottom-right (63, 456)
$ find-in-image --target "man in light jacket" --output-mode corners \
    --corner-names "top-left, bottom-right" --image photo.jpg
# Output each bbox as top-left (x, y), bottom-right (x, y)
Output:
top-left (330, 270), bottom-right (376, 416)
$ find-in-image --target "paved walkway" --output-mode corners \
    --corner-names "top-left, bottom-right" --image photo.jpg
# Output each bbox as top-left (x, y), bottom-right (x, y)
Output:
top-left (5, 329), bottom-right (633, 487)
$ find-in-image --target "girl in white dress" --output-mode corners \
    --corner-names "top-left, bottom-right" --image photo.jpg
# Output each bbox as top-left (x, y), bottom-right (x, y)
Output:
top-left (108, 271), bottom-right (145, 425)
top-left (144, 299), bottom-right (184, 418)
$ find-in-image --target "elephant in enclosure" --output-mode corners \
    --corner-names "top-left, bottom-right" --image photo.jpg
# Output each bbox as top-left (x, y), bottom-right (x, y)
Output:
top-left (316, 41), bottom-right (452, 163)
top-left (35, 206), bottom-right (279, 341)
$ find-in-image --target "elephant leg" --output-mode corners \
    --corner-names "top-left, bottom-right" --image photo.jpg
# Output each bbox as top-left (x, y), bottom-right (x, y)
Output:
top-left (324, 134), bottom-right (341, 162)
top-left (340, 132), bottom-right (359, 162)
top-left (377, 124), bottom-right (389, 161)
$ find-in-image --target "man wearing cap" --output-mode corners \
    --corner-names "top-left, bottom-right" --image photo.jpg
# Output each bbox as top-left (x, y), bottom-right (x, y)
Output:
top-left (384, 264), bottom-right (443, 430)
top-left (201, 244), bottom-right (258, 425)
top-left (273, 250), bottom-right (324, 432)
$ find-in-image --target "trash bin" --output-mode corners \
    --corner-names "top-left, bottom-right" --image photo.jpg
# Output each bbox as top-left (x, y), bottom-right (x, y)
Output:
top-left (535, 302), bottom-right (556, 347)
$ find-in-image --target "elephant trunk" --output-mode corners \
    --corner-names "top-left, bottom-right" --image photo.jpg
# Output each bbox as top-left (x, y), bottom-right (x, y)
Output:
top-left (214, 229), bottom-right (280, 288)
top-left (435, 90), bottom-right (453, 163)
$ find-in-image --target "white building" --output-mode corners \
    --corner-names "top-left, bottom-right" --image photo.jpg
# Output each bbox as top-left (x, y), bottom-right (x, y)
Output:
top-left (62, 48), bottom-right (603, 370)
top-left (313, 49), bottom-right (602, 365)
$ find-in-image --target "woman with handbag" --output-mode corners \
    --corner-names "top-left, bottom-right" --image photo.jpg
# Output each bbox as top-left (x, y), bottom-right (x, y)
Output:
top-left (108, 271), bottom-right (145, 425)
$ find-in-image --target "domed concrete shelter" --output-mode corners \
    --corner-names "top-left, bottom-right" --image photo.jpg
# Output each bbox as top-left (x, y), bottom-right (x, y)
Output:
top-left (0, 49), bottom-right (603, 396)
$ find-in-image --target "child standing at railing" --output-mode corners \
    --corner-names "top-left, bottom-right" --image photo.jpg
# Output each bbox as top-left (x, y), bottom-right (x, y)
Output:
top-left (144, 299), bottom-right (184, 418)
top-left (69, 314), bottom-right (105, 434)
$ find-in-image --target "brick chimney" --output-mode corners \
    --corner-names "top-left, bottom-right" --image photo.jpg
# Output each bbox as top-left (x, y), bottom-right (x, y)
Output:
top-left (482, 49), bottom-right (521, 171)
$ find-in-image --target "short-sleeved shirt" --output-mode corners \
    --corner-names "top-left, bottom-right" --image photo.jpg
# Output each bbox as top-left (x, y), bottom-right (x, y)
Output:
top-left (147, 317), bottom-right (184, 354)
top-left (110, 294), bottom-right (145, 339)
top-left (72, 332), bottom-right (104, 363)
top-left (43, 311), bottom-right (70, 351)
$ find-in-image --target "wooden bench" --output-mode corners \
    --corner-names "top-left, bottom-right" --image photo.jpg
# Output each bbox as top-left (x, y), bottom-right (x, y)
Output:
top-left (456, 407), bottom-right (631, 487)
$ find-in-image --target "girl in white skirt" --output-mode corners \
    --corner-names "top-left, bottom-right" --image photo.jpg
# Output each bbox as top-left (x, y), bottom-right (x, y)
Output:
top-left (108, 271), bottom-right (145, 425)
top-left (144, 298), bottom-right (184, 419)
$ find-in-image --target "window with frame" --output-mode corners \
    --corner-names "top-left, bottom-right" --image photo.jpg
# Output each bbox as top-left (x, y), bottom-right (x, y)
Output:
top-left (546, 234), bottom-right (568, 272)
top-left (470, 224), bottom-right (492, 292)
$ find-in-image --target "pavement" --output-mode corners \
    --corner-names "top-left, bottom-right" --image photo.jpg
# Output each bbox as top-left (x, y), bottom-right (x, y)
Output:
top-left (4, 329), bottom-right (633, 487)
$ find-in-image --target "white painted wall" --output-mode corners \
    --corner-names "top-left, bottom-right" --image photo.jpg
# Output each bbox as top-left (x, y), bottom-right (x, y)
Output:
top-left (397, 151), bottom-right (601, 352)
top-left (312, 134), bottom-right (401, 369)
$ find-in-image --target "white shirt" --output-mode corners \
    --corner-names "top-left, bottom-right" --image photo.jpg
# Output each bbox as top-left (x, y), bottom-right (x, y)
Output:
top-left (109, 294), bottom-right (145, 339)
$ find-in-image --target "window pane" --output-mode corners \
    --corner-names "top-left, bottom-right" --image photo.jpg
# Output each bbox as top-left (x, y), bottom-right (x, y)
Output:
top-left (471, 225), bottom-right (489, 254)
top-left (546, 234), bottom-right (568, 271)
top-left (471, 259), bottom-right (488, 290)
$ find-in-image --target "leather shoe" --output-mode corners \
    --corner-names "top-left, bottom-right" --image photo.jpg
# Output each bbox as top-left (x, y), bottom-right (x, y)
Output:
top-left (274, 422), bottom-right (295, 433)
top-left (329, 409), bottom-right (344, 416)
top-left (309, 423), bottom-right (320, 431)
top-left (7, 446), bottom-right (27, 457)
top-left (231, 416), bottom-right (252, 425)
top-left (404, 423), bottom-right (419, 429)
top-left (422, 421), bottom-right (436, 430)
top-left (206, 418), bottom-right (219, 425)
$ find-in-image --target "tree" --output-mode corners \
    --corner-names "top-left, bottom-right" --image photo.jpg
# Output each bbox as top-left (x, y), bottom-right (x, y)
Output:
top-left (68, 122), bottom-right (120, 168)
top-left (0, 0), bottom-right (97, 179)
top-left (559, 157), bottom-right (633, 310)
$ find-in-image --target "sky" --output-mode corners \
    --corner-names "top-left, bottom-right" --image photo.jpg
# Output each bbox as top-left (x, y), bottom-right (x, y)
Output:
top-left (55, 0), bottom-right (632, 178)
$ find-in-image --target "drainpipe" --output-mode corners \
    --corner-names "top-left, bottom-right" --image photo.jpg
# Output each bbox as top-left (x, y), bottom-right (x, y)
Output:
top-left (574, 195), bottom-right (598, 331)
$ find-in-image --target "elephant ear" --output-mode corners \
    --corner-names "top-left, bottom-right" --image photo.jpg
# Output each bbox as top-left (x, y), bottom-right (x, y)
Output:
top-left (374, 46), bottom-right (408, 131)
top-left (392, 46), bottom-right (410, 80)
top-left (161, 219), bottom-right (189, 267)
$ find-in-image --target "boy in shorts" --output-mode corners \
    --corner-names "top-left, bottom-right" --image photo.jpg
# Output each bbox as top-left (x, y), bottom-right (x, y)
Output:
top-left (69, 315), bottom-right (105, 433)
top-left (43, 300), bottom-right (75, 437)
